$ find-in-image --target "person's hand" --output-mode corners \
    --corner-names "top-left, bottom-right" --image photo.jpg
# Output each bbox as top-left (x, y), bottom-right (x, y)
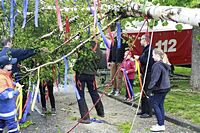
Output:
top-left (134, 55), bottom-right (139, 60)
top-left (15, 83), bottom-right (23, 91)
top-left (121, 68), bottom-right (125, 71)
top-left (146, 90), bottom-right (154, 97)
top-left (107, 62), bottom-right (111, 69)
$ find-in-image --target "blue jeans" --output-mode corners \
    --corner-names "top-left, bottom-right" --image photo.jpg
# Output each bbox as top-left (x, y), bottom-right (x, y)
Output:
top-left (0, 118), bottom-right (19, 133)
top-left (151, 92), bottom-right (168, 125)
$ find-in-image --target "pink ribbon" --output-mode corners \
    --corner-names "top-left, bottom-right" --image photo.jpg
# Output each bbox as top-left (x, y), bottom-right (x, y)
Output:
top-left (55, 0), bottom-right (63, 32)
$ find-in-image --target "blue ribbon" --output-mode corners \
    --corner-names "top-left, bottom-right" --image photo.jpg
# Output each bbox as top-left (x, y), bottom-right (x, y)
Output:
top-left (116, 22), bottom-right (121, 49)
top-left (10, 0), bottom-right (14, 37)
top-left (34, 0), bottom-right (39, 27)
top-left (1, 0), bottom-right (5, 12)
top-left (88, 26), bottom-right (90, 35)
top-left (97, 22), bottom-right (109, 49)
top-left (123, 69), bottom-right (134, 97)
top-left (63, 57), bottom-right (69, 92)
top-left (86, 0), bottom-right (94, 15)
top-left (22, 0), bottom-right (28, 28)
top-left (37, 93), bottom-right (40, 103)
top-left (20, 92), bottom-right (32, 123)
top-left (90, 118), bottom-right (103, 123)
top-left (57, 63), bottom-right (61, 84)
top-left (70, 75), bottom-right (80, 100)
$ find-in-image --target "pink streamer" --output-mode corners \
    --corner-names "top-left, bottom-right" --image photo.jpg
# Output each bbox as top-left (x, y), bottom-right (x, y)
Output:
top-left (55, 0), bottom-right (63, 32)
top-left (93, 0), bottom-right (97, 30)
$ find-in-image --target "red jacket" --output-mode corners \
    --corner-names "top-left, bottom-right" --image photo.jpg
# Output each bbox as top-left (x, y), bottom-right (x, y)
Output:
top-left (121, 59), bottom-right (136, 80)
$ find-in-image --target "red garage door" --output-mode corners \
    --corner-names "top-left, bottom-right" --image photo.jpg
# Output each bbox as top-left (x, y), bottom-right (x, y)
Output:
top-left (124, 29), bottom-right (192, 65)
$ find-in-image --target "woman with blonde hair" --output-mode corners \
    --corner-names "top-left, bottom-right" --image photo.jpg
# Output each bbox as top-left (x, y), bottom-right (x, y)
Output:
top-left (147, 48), bottom-right (171, 132)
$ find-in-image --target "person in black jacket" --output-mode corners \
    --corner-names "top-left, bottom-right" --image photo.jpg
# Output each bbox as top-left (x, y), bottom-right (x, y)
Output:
top-left (134, 34), bottom-right (155, 118)
top-left (0, 38), bottom-right (36, 109)
top-left (147, 48), bottom-right (171, 132)
top-left (73, 41), bottom-right (104, 124)
top-left (108, 35), bottom-right (127, 96)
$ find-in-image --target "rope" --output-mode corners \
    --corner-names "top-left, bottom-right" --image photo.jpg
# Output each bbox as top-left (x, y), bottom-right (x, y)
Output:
top-left (67, 17), bottom-right (147, 133)
top-left (129, 19), bottom-right (155, 133)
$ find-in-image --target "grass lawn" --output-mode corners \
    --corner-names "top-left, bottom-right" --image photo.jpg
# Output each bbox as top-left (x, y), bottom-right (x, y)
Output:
top-left (100, 66), bottom-right (200, 126)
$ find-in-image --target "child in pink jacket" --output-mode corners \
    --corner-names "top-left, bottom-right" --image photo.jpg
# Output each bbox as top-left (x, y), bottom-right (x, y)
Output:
top-left (121, 51), bottom-right (136, 102)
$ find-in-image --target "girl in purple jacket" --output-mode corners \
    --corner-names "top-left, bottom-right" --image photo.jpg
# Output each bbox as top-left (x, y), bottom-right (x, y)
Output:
top-left (121, 51), bottom-right (136, 102)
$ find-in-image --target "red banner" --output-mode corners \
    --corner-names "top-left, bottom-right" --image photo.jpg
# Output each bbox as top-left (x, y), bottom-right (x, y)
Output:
top-left (124, 29), bottom-right (192, 65)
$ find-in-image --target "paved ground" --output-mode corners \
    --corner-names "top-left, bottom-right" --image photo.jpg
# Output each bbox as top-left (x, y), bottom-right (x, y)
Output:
top-left (20, 87), bottom-right (197, 133)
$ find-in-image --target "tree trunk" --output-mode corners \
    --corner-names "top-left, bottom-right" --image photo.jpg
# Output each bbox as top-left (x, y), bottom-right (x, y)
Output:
top-left (191, 27), bottom-right (200, 90)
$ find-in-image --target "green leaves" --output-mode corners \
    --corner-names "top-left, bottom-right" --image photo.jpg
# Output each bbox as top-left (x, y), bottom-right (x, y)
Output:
top-left (175, 24), bottom-right (183, 32)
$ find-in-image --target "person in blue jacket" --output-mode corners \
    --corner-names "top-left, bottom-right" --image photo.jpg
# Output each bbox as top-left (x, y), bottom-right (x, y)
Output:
top-left (0, 56), bottom-right (21, 133)
top-left (147, 48), bottom-right (171, 132)
top-left (1, 38), bottom-right (37, 109)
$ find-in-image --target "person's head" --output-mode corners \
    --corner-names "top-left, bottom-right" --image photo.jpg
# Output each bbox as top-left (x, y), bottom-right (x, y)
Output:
top-left (1, 38), bottom-right (12, 48)
top-left (124, 50), bottom-right (132, 60)
top-left (0, 56), bottom-right (17, 71)
top-left (153, 48), bottom-right (171, 65)
top-left (140, 34), bottom-right (150, 47)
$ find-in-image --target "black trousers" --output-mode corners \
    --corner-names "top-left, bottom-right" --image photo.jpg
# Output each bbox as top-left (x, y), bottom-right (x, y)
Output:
top-left (39, 80), bottom-right (55, 109)
top-left (141, 72), bottom-right (153, 115)
top-left (75, 73), bottom-right (104, 119)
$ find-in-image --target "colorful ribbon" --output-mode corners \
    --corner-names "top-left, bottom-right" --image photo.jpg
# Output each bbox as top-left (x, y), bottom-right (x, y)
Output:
top-left (116, 22), bottom-right (121, 48)
top-left (55, 0), bottom-right (63, 32)
top-left (1, 0), bottom-right (5, 12)
top-left (135, 60), bottom-right (143, 91)
top-left (20, 91), bottom-right (32, 123)
top-left (65, 16), bottom-right (70, 41)
top-left (122, 69), bottom-right (132, 99)
top-left (93, 0), bottom-right (97, 29)
top-left (123, 69), bottom-right (134, 97)
top-left (97, 22), bottom-right (109, 49)
top-left (71, 75), bottom-right (80, 100)
top-left (88, 26), bottom-right (91, 35)
top-left (57, 63), bottom-right (61, 84)
top-left (16, 84), bottom-right (23, 120)
top-left (52, 65), bottom-right (58, 91)
top-left (22, 0), bottom-right (28, 28)
top-left (86, 0), bottom-right (94, 15)
top-left (10, 0), bottom-right (14, 37)
top-left (34, 0), bottom-right (39, 27)
top-left (64, 57), bottom-right (69, 92)
top-left (31, 68), bottom-right (40, 111)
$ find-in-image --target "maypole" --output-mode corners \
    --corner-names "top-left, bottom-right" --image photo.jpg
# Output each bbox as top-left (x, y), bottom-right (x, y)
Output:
top-left (114, 2), bottom-right (200, 27)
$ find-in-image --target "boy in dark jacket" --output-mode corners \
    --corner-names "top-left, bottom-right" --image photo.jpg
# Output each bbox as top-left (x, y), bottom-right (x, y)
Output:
top-left (0, 56), bottom-right (21, 133)
top-left (73, 41), bottom-right (104, 124)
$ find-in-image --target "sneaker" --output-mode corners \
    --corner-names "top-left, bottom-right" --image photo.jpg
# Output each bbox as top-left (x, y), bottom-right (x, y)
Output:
top-left (137, 112), bottom-right (144, 115)
top-left (97, 113), bottom-right (105, 118)
top-left (78, 118), bottom-right (91, 124)
top-left (151, 124), bottom-right (159, 128)
top-left (140, 113), bottom-right (152, 118)
top-left (51, 108), bottom-right (56, 115)
top-left (150, 125), bottom-right (165, 132)
top-left (127, 97), bottom-right (134, 102)
top-left (41, 108), bottom-right (47, 116)
top-left (124, 97), bottom-right (128, 101)
top-left (108, 89), bottom-right (115, 96)
top-left (114, 90), bottom-right (120, 96)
